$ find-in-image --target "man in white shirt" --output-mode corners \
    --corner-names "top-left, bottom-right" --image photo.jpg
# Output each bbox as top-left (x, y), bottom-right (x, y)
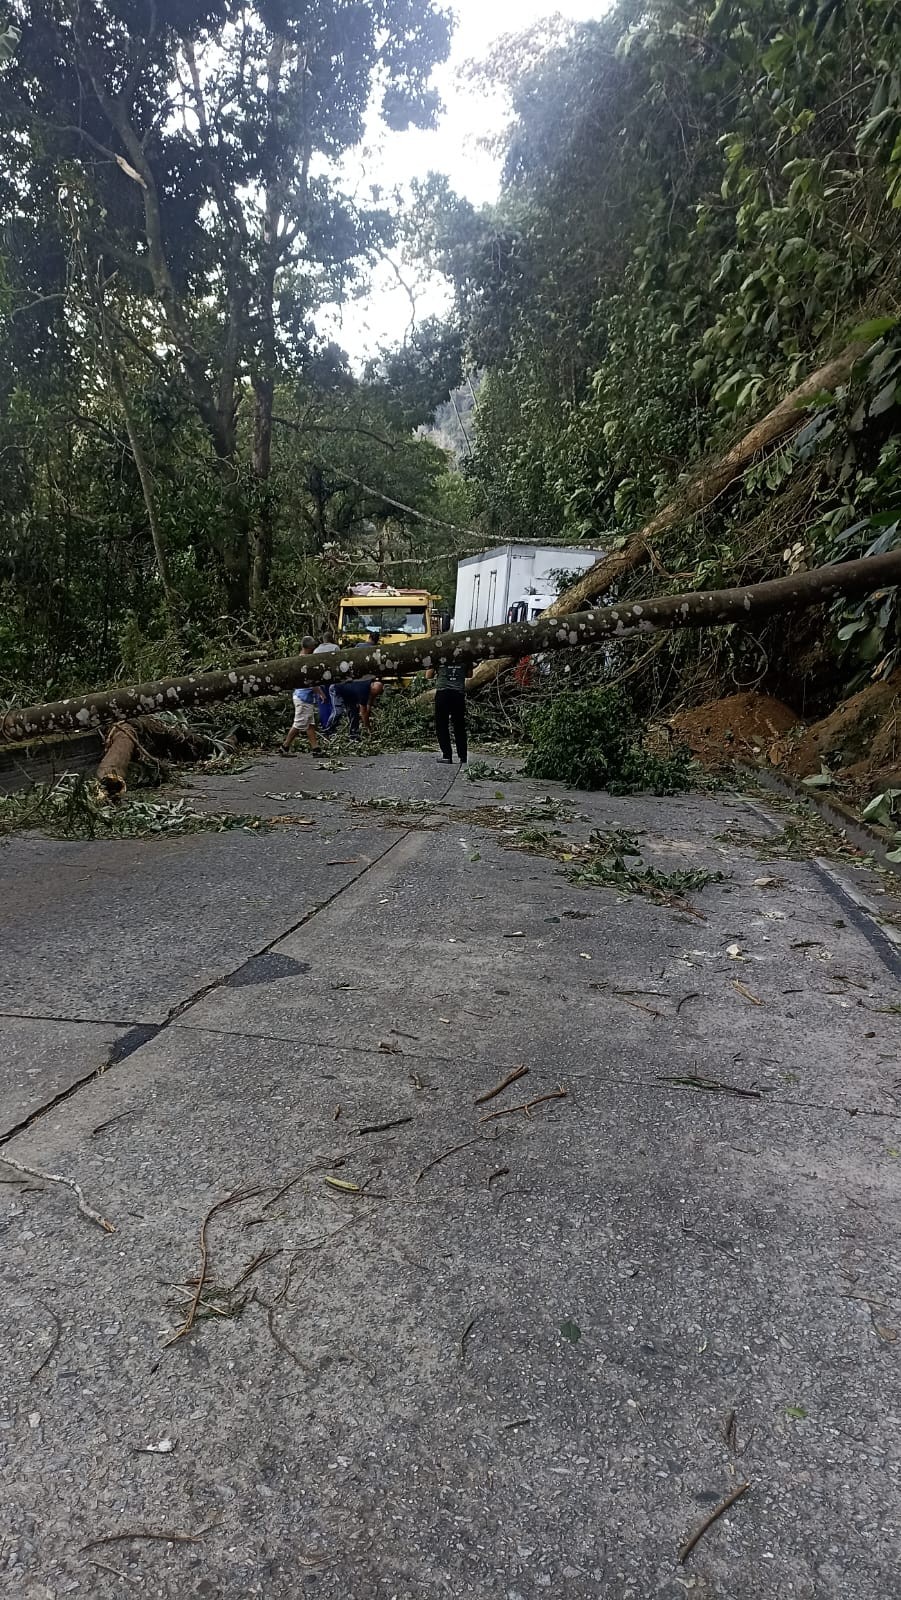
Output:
top-left (314, 631), bottom-right (341, 733)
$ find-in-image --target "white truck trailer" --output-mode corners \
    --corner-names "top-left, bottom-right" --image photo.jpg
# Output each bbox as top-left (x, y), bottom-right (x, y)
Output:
top-left (451, 543), bottom-right (604, 631)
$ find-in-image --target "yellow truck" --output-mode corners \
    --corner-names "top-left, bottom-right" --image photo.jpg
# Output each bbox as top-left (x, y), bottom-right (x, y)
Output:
top-left (337, 584), bottom-right (445, 654)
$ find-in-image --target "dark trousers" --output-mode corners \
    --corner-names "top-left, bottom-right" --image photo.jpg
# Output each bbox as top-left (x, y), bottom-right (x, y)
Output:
top-left (335, 682), bottom-right (363, 737)
top-left (435, 688), bottom-right (467, 762)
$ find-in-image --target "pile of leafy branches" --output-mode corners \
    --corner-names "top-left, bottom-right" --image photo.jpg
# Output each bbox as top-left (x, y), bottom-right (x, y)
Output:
top-left (0, 774), bottom-right (258, 841)
top-left (524, 686), bottom-right (695, 792)
top-left (565, 828), bottom-right (727, 906)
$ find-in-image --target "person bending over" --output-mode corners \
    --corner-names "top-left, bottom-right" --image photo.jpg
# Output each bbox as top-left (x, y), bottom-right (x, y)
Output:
top-left (335, 676), bottom-right (384, 739)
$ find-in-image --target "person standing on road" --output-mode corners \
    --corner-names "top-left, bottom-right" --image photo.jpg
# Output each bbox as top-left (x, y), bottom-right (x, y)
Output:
top-left (427, 661), bottom-right (468, 766)
top-left (314, 630), bottom-right (342, 735)
top-left (280, 637), bottom-right (327, 754)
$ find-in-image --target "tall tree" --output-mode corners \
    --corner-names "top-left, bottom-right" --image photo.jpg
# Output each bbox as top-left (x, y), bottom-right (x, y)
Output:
top-left (0, 0), bottom-right (451, 608)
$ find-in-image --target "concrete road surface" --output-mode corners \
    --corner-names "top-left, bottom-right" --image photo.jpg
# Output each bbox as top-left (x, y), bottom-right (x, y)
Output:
top-left (2, 750), bottom-right (900, 1600)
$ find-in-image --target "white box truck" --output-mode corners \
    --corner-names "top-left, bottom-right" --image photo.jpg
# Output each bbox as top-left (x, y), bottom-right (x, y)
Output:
top-left (452, 544), bottom-right (604, 631)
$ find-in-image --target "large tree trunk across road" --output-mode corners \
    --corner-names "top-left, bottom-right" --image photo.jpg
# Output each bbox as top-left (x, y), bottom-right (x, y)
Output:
top-left (2, 551), bottom-right (900, 743)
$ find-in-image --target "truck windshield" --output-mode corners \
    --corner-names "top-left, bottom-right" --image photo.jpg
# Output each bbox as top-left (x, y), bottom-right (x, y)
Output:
top-left (341, 605), bottom-right (427, 636)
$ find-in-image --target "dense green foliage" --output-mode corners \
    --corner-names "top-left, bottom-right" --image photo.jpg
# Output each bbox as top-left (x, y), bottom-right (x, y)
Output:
top-left (525, 686), bottom-right (696, 791)
top-left (2, 0), bottom-right (900, 731)
top-left (0, 0), bottom-right (469, 698)
top-left (431, 0), bottom-right (901, 702)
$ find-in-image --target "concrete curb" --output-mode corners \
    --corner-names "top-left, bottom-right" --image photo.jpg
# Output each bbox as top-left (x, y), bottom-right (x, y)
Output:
top-left (0, 731), bottom-right (103, 794)
top-left (743, 763), bottom-right (901, 881)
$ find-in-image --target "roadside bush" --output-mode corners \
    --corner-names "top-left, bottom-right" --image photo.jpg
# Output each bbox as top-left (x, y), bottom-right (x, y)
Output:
top-left (524, 686), bottom-right (694, 793)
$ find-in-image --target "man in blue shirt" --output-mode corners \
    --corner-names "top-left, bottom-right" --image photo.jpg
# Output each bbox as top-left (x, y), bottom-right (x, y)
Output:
top-left (335, 676), bottom-right (384, 739)
top-left (280, 637), bottom-right (328, 754)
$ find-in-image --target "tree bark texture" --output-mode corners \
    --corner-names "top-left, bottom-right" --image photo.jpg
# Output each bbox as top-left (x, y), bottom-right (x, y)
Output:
top-left (4, 551), bottom-right (900, 743)
top-left (96, 716), bottom-right (219, 798)
top-left (467, 338), bottom-right (870, 691)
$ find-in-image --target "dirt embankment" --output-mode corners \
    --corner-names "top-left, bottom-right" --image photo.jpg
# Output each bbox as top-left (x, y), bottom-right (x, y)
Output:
top-left (668, 693), bottom-right (801, 767)
top-left (668, 674), bottom-right (901, 803)
top-left (780, 672), bottom-right (900, 784)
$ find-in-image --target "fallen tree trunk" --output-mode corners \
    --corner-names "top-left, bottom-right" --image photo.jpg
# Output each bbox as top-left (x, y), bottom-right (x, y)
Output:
top-left (467, 337), bottom-right (869, 692)
top-left (3, 551), bottom-right (900, 743)
top-left (96, 715), bottom-right (219, 799)
top-left (97, 722), bottom-right (141, 800)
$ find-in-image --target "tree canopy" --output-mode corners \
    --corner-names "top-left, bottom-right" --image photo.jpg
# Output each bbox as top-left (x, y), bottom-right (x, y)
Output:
top-left (428, 0), bottom-right (901, 694)
top-left (1, 0), bottom-right (900, 718)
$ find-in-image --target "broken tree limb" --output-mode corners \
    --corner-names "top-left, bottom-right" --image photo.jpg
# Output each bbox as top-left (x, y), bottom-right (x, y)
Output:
top-left (0, 1154), bottom-right (116, 1234)
top-left (96, 715), bottom-right (219, 799)
top-left (3, 550), bottom-right (901, 742)
top-left (466, 337), bottom-right (870, 691)
top-left (97, 722), bottom-right (141, 800)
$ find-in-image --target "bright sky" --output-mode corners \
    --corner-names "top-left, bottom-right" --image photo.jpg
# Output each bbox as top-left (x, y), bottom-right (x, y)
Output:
top-left (324, 0), bottom-right (606, 364)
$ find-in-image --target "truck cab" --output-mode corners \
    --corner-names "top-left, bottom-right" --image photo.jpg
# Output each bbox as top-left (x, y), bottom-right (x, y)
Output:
top-left (337, 584), bottom-right (441, 653)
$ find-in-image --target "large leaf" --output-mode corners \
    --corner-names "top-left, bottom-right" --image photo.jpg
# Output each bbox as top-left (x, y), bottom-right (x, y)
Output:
top-left (870, 381), bottom-right (900, 417)
top-left (848, 316), bottom-right (899, 343)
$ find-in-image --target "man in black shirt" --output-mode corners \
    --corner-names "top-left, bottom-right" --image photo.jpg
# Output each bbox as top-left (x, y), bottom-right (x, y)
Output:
top-left (427, 661), bottom-right (468, 765)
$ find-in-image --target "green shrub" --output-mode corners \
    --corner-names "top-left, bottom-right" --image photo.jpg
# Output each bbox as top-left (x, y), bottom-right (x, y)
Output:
top-left (524, 686), bottom-right (694, 793)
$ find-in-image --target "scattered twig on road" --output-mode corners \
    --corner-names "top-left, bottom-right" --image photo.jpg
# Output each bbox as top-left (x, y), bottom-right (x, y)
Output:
top-left (678, 1480), bottom-right (750, 1564)
top-left (479, 1087), bottom-right (568, 1125)
top-left (0, 1155), bottom-right (115, 1234)
top-left (676, 992), bottom-right (701, 1014)
top-left (262, 1174), bottom-right (304, 1212)
top-left (88, 1559), bottom-right (133, 1582)
top-left (460, 1311), bottom-right (477, 1361)
top-left (167, 1285), bottom-right (235, 1319)
top-left (164, 1186), bottom-right (264, 1347)
top-left (474, 1064), bottom-right (529, 1106)
top-left (487, 1165), bottom-right (509, 1188)
top-left (82, 1522), bottom-right (221, 1551)
top-left (357, 1116), bottom-right (413, 1136)
top-left (416, 1134), bottom-right (491, 1185)
top-left (29, 1306), bottom-right (61, 1381)
top-left (721, 1408), bottom-right (757, 1456)
top-left (263, 1303), bottom-right (310, 1371)
top-left (590, 983), bottom-right (666, 997)
top-left (230, 1248), bottom-right (282, 1292)
top-left (503, 1416), bottom-right (535, 1429)
top-left (732, 980), bottom-right (763, 1006)
top-left (90, 1106), bottom-right (142, 1137)
top-left (658, 1075), bottom-right (762, 1100)
top-left (618, 995), bottom-right (664, 1018)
